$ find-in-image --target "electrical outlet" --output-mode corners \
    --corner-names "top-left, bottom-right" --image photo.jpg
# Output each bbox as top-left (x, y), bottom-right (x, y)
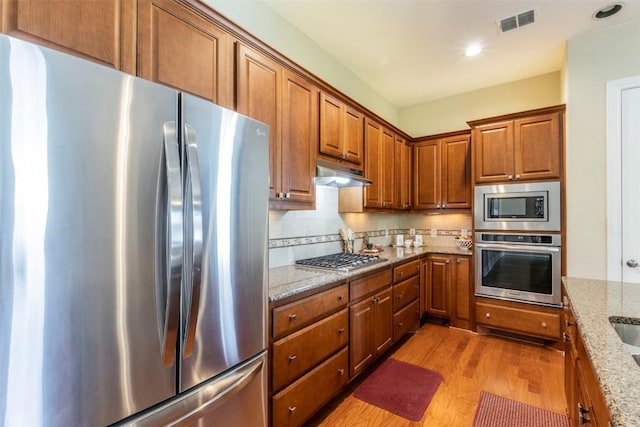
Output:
top-left (430, 229), bottom-right (437, 237)
top-left (461, 229), bottom-right (468, 238)
top-left (409, 228), bottom-right (415, 236)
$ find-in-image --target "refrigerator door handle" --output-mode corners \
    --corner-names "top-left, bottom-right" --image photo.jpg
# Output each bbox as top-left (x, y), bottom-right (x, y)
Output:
top-left (183, 124), bottom-right (204, 358)
top-left (161, 121), bottom-right (183, 366)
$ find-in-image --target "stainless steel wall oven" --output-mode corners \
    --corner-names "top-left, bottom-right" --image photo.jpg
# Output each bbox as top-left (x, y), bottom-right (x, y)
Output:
top-left (475, 232), bottom-right (562, 307)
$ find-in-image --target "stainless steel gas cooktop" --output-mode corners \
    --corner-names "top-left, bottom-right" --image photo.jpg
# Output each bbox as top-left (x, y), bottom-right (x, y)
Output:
top-left (295, 253), bottom-right (387, 272)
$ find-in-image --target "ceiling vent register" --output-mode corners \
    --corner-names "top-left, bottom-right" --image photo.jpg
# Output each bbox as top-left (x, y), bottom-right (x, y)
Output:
top-left (498, 9), bottom-right (536, 33)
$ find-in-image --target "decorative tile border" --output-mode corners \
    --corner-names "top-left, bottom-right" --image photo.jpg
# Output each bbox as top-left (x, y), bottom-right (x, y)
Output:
top-left (269, 229), bottom-right (461, 249)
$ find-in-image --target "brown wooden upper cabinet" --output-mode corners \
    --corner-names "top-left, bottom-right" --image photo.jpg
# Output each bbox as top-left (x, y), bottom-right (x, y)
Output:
top-left (364, 118), bottom-right (394, 209)
top-left (319, 92), bottom-right (364, 165)
top-left (138, 0), bottom-right (234, 108)
top-left (469, 106), bottom-right (564, 184)
top-left (413, 131), bottom-right (471, 211)
top-left (394, 136), bottom-right (412, 210)
top-left (0, 0), bottom-right (136, 74)
top-left (236, 42), bottom-right (317, 210)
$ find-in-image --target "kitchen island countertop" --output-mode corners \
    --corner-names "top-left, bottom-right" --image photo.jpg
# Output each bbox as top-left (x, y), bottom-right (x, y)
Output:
top-left (563, 277), bottom-right (640, 426)
top-left (268, 245), bottom-right (471, 304)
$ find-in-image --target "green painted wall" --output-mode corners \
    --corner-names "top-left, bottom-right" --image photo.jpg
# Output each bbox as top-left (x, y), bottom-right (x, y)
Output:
top-left (201, 0), bottom-right (400, 126)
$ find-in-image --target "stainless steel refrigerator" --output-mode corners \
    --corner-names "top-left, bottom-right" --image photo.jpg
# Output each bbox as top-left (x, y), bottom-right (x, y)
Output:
top-left (0, 34), bottom-right (269, 426)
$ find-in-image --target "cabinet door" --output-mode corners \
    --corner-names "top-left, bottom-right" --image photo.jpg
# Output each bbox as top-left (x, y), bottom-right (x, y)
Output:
top-left (394, 136), bottom-right (411, 209)
top-left (363, 118), bottom-right (382, 208)
top-left (413, 140), bottom-right (440, 210)
top-left (426, 255), bottom-right (451, 317)
top-left (373, 287), bottom-right (393, 355)
top-left (236, 43), bottom-right (281, 201)
top-left (281, 70), bottom-right (317, 205)
top-left (1, 0), bottom-right (136, 74)
top-left (349, 298), bottom-right (374, 378)
top-left (343, 106), bottom-right (364, 165)
top-left (514, 112), bottom-right (561, 181)
top-left (441, 134), bottom-right (471, 209)
top-left (381, 128), bottom-right (395, 208)
top-left (138, 0), bottom-right (233, 108)
top-left (451, 256), bottom-right (471, 329)
top-left (473, 121), bottom-right (514, 184)
top-left (319, 92), bottom-right (344, 160)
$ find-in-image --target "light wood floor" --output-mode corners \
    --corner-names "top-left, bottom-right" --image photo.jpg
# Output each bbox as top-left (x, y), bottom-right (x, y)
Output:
top-left (306, 323), bottom-right (567, 426)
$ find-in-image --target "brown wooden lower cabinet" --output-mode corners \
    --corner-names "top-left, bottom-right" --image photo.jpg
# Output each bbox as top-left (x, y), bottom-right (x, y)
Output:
top-left (563, 295), bottom-right (610, 427)
top-left (475, 297), bottom-right (561, 340)
top-left (350, 285), bottom-right (393, 378)
top-left (272, 348), bottom-right (349, 427)
top-left (424, 254), bottom-right (473, 329)
top-left (393, 299), bottom-right (420, 342)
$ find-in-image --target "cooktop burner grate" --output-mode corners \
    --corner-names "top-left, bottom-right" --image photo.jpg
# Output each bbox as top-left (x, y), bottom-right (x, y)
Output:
top-left (295, 253), bottom-right (387, 271)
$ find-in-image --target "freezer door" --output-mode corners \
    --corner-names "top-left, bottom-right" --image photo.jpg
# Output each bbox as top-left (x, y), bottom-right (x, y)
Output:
top-left (180, 94), bottom-right (269, 391)
top-left (0, 36), bottom-right (178, 425)
top-left (120, 351), bottom-right (267, 426)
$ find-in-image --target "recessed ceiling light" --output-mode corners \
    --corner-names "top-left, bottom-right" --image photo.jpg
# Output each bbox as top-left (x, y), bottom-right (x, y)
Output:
top-left (465, 45), bottom-right (482, 57)
top-left (594, 2), bottom-right (624, 19)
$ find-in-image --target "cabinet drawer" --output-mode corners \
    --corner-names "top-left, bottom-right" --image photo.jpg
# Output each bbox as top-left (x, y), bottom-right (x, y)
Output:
top-left (272, 309), bottom-right (348, 392)
top-left (393, 300), bottom-right (420, 342)
top-left (350, 268), bottom-right (392, 301)
top-left (393, 259), bottom-right (420, 282)
top-left (273, 284), bottom-right (348, 339)
top-left (476, 301), bottom-right (561, 339)
top-left (393, 275), bottom-right (419, 312)
top-left (272, 347), bottom-right (349, 427)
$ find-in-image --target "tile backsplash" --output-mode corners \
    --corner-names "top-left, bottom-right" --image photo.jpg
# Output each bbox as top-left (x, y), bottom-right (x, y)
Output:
top-left (268, 186), bottom-right (472, 268)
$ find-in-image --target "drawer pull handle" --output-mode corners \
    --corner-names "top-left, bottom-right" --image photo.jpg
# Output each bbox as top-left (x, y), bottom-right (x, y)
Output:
top-left (399, 271), bottom-right (404, 277)
top-left (485, 312), bottom-right (491, 318)
top-left (289, 406), bottom-right (297, 414)
top-left (397, 294), bottom-right (403, 299)
top-left (338, 368), bottom-right (345, 375)
top-left (398, 322), bottom-right (404, 327)
top-left (338, 328), bottom-right (345, 334)
top-left (566, 320), bottom-right (575, 327)
top-left (288, 355), bottom-right (297, 363)
top-left (338, 295), bottom-right (344, 301)
top-left (289, 314), bottom-right (297, 321)
top-left (541, 322), bottom-right (547, 328)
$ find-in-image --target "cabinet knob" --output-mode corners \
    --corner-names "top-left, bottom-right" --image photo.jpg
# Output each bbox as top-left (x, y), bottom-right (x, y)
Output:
top-left (445, 259), bottom-right (450, 264)
top-left (541, 322), bottom-right (547, 328)
top-left (338, 368), bottom-right (345, 375)
top-left (578, 403), bottom-right (590, 424)
top-left (515, 174), bottom-right (521, 180)
top-left (566, 320), bottom-right (575, 327)
top-left (456, 258), bottom-right (461, 264)
top-left (289, 314), bottom-right (297, 321)
top-left (485, 312), bottom-right (491, 318)
top-left (442, 204), bottom-right (446, 208)
top-left (399, 271), bottom-right (404, 277)
top-left (288, 355), bottom-right (297, 363)
top-left (338, 328), bottom-right (345, 334)
top-left (398, 322), bottom-right (404, 328)
top-left (436, 204), bottom-right (441, 208)
top-left (563, 332), bottom-right (570, 343)
top-left (288, 406), bottom-right (297, 414)
top-left (338, 295), bottom-right (344, 301)
top-left (285, 192), bottom-right (291, 199)
top-left (397, 294), bottom-right (404, 300)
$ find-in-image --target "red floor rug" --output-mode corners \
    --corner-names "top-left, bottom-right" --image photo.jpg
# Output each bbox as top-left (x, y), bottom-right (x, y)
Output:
top-left (473, 391), bottom-right (570, 427)
top-left (353, 358), bottom-right (443, 421)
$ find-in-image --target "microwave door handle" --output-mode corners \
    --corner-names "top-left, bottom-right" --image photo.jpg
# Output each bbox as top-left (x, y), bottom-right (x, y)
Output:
top-left (161, 121), bottom-right (183, 366)
top-left (183, 124), bottom-right (204, 358)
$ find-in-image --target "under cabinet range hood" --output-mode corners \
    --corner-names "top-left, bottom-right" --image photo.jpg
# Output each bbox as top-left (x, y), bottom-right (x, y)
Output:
top-left (315, 158), bottom-right (372, 187)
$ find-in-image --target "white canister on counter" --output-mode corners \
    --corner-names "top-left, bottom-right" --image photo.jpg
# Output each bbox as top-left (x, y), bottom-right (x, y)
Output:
top-left (414, 235), bottom-right (423, 247)
top-left (395, 234), bottom-right (404, 246)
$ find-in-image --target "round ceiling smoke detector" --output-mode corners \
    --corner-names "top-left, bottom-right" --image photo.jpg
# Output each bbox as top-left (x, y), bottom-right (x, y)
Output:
top-left (593, 2), bottom-right (623, 19)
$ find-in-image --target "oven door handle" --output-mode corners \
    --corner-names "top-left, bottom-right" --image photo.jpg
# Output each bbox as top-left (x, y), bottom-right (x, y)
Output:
top-left (475, 242), bottom-right (561, 253)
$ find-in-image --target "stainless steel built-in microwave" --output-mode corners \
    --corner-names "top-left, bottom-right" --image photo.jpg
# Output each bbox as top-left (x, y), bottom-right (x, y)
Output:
top-left (474, 181), bottom-right (561, 231)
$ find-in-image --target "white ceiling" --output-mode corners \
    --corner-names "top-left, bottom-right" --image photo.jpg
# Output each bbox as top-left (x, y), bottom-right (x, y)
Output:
top-left (262, 0), bottom-right (640, 107)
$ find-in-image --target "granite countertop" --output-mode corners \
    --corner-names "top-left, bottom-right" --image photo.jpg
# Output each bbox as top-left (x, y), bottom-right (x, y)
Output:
top-left (268, 245), bottom-right (471, 304)
top-left (562, 277), bottom-right (640, 426)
